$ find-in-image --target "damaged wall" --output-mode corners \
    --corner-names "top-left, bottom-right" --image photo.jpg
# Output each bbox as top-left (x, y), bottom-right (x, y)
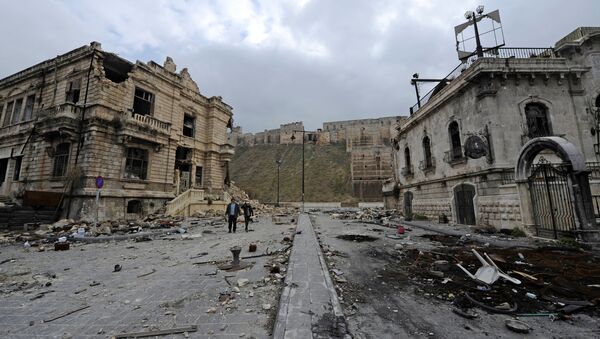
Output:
top-left (0, 42), bottom-right (234, 222)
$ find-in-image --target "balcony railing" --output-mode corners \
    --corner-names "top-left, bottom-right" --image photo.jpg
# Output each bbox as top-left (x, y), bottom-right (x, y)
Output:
top-left (409, 47), bottom-right (557, 116)
top-left (443, 149), bottom-right (467, 165)
top-left (130, 112), bottom-right (171, 134)
top-left (587, 162), bottom-right (600, 180)
top-left (418, 157), bottom-right (436, 171)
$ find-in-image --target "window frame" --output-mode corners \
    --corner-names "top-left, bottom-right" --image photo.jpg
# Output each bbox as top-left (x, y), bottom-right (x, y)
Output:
top-left (449, 121), bottom-right (462, 159)
top-left (132, 87), bottom-right (155, 116)
top-left (65, 79), bottom-right (81, 104)
top-left (2, 101), bottom-right (13, 127)
top-left (423, 136), bottom-right (433, 168)
top-left (525, 103), bottom-right (552, 138)
top-left (124, 147), bottom-right (149, 180)
top-left (52, 143), bottom-right (70, 178)
top-left (22, 94), bottom-right (35, 121)
top-left (13, 156), bottom-right (22, 181)
top-left (183, 114), bottom-right (195, 137)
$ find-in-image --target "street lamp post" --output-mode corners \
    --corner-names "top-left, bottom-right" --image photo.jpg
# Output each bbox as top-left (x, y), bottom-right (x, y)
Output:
top-left (275, 158), bottom-right (283, 206)
top-left (290, 130), bottom-right (310, 212)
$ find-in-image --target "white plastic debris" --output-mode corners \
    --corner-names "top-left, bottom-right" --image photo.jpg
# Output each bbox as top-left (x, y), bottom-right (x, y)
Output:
top-left (456, 249), bottom-right (521, 285)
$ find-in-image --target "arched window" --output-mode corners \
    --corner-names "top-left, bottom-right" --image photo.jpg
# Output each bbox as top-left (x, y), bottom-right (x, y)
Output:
top-left (404, 147), bottom-right (411, 168)
top-left (423, 136), bottom-right (432, 168)
top-left (525, 103), bottom-right (552, 138)
top-left (449, 121), bottom-right (462, 159)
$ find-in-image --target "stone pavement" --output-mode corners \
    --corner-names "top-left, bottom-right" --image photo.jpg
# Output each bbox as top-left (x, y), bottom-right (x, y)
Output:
top-left (274, 214), bottom-right (348, 339)
top-left (0, 214), bottom-right (296, 338)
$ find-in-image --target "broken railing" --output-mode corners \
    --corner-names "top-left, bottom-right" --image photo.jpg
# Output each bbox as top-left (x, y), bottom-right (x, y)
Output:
top-left (130, 112), bottom-right (171, 133)
top-left (165, 188), bottom-right (205, 216)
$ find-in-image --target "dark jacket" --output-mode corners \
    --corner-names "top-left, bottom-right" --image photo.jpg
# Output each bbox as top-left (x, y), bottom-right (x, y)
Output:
top-left (241, 203), bottom-right (254, 218)
top-left (225, 202), bottom-right (240, 218)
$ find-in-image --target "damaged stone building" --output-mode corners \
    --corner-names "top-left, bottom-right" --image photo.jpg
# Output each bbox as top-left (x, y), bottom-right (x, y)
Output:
top-left (387, 27), bottom-right (600, 239)
top-left (0, 42), bottom-right (234, 222)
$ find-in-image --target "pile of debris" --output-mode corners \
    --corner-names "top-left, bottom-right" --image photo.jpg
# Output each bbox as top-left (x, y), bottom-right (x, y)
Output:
top-left (326, 208), bottom-right (400, 225)
top-left (0, 214), bottom-right (188, 246)
top-left (398, 236), bottom-right (600, 320)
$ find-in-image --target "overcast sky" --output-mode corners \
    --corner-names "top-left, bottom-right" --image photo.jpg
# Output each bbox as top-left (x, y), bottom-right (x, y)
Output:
top-left (1, 0), bottom-right (599, 132)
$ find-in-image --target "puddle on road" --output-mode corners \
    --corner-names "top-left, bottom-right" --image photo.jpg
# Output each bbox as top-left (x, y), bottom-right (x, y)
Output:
top-left (336, 234), bottom-right (378, 242)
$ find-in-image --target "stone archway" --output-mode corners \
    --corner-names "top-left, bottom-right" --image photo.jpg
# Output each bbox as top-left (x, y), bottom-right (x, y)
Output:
top-left (515, 137), bottom-right (598, 241)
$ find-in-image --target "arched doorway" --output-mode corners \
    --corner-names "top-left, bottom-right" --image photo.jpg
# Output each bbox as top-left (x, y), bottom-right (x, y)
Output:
top-left (515, 137), bottom-right (598, 240)
top-left (403, 191), bottom-right (413, 220)
top-left (454, 183), bottom-right (476, 225)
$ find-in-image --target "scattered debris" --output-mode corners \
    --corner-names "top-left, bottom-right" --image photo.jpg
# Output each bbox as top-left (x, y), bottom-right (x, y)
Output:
top-left (113, 325), bottom-right (197, 338)
top-left (43, 305), bottom-right (90, 323)
top-left (249, 244), bottom-right (257, 252)
top-left (137, 269), bottom-right (156, 278)
top-left (505, 319), bottom-right (530, 334)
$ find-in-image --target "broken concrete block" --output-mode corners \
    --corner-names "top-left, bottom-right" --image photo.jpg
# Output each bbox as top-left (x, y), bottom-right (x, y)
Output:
top-left (237, 278), bottom-right (249, 287)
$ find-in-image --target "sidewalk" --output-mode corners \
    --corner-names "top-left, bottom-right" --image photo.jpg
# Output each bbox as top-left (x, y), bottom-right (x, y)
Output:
top-left (274, 214), bottom-right (348, 339)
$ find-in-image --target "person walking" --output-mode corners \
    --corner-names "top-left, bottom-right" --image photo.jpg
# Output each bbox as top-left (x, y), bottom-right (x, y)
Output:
top-left (225, 198), bottom-right (240, 233)
top-left (241, 201), bottom-right (254, 232)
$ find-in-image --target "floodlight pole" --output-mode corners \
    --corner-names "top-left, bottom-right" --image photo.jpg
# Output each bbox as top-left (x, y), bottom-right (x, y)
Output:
top-left (469, 10), bottom-right (484, 57)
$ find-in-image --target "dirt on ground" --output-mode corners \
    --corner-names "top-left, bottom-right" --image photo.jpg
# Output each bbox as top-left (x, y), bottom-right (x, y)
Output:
top-left (311, 212), bottom-right (600, 339)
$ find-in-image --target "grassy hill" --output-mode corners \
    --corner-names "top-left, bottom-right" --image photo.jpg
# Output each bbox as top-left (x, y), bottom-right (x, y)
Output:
top-left (230, 144), bottom-right (354, 203)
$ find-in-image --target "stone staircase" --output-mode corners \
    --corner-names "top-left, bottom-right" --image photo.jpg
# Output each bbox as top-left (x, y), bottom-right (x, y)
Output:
top-left (0, 206), bottom-right (58, 230)
top-left (165, 189), bottom-right (228, 217)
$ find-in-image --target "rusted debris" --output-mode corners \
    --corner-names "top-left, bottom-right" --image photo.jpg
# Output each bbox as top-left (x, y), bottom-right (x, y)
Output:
top-left (249, 243), bottom-right (257, 252)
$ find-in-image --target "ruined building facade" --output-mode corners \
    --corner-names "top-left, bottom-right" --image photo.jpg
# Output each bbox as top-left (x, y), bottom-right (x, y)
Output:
top-left (0, 42), bottom-right (234, 221)
top-left (388, 27), bottom-right (600, 239)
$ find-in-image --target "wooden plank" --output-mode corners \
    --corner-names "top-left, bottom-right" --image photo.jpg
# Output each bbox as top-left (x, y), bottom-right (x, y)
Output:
top-left (113, 325), bottom-right (197, 338)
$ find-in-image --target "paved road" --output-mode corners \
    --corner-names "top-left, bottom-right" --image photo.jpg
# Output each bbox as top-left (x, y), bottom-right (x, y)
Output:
top-left (0, 215), bottom-right (295, 338)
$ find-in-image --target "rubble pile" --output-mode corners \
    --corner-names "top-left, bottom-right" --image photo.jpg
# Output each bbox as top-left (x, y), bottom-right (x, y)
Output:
top-left (397, 236), bottom-right (600, 317)
top-left (325, 208), bottom-right (400, 224)
top-left (0, 214), bottom-right (198, 245)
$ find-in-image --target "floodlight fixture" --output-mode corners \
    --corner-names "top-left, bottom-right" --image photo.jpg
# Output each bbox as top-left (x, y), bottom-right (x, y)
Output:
top-left (465, 11), bottom-right (473, 20)
top-left (476, 5), bottom-right (485, 14)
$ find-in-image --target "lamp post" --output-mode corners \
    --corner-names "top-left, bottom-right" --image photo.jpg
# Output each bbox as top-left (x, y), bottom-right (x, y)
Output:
top-left (290, 130), bottom-right (310, 212)
top-left (275, 158), bottom-right (283, 206)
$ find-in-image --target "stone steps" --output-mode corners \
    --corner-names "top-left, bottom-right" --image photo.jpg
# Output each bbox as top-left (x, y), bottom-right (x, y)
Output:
top-left (0, 206), bottom-right (57, 230)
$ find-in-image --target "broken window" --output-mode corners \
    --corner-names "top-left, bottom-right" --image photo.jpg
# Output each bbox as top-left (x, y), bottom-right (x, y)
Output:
top-left (133, 88), bottom-right (154, 116)
top-left (10, 98), bottom-right (23, 125)
top-left (183, 114), bottom-right (195, 137)
top-left (195, 166), bottom-right (203, 187)
top-left (449, 121), bottom-right (462, 159)
top-left (124, 148), bottom-right (148, 180)
top-left (52, 143), bottom-right (70, 177)
top-left (423, 136), bottom-right (432, 168)
top-left (2, 101), bottom-right (13, 126)
top-left (525, 103), bottom-right (552, 138)
top-left (65, 79), bottom-right (81, 103)
top-left (127, 200), bottom-right (143, 214)
top-left (404, 147), bottom-right (411, 168)
top-left (0, 158), bottom-right (7, 184)
top-left (22, 95), bottom-right (35, 121)
top-left (13, 156), bottom-right (22, 181)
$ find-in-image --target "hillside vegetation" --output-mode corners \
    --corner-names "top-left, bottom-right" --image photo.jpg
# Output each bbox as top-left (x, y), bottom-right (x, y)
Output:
top-left (230, 144), bottom-right (354, 203)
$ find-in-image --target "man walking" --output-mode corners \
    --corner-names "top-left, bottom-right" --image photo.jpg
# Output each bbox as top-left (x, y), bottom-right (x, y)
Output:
top-left (225, 198), bottom-right (240, 233)
top-left (241, 201), bottom-right (254, 232)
